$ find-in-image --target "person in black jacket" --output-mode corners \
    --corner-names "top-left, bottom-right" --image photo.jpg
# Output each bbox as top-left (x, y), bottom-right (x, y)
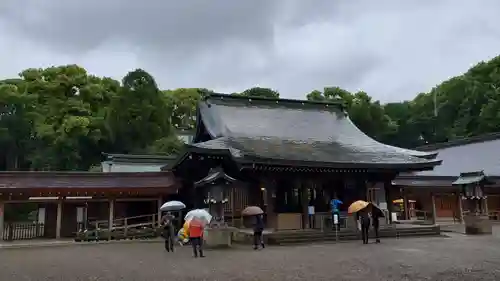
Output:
top-left (161, 212), bottom-right (175, 252)
top-left (356, 209), bottom-right (371, 244)
top-left (372, 207), bottom-right (382, 243)
top-left (253, 214), bottom-right (265, 250)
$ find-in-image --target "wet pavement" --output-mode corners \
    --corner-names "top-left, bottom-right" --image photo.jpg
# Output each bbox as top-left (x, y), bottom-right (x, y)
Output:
top-left (1, 234), bottom-right (500, 280)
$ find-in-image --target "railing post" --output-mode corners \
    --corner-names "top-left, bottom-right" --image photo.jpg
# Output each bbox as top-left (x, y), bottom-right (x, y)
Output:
top-left (124, 218), bottom-right (128, 238)
top-left (157, 197), bottom-right (162, 227)
top-left (108, 199), bottom-right (115, 241)
top-left (8, 222), bottom-right (13, 241)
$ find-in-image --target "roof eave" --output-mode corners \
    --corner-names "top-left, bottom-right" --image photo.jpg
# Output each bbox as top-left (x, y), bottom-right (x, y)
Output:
top-left (236, 158), bottom-right (442, 172)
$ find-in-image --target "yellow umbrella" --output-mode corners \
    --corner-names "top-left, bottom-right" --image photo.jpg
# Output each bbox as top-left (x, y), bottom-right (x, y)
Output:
top-left (393, 199), bottom-right (416, 204)
top-left (348, 200), bottom-right (369, 214)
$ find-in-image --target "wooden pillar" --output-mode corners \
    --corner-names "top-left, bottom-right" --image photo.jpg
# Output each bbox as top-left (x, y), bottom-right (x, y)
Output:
top-left (300, 181), bottom-right (308, 229)
top-left (265, 180), bottom-right (276, 230)
top-left (431, 193), bottom-right (437, 224)
top-left (384, 181), bottom-right (393, 223)
top-left (403, 188), bottom-right (409, 220)
top-left (0, 201), bottom-right (4, 240)
top-left (157, 197), bottom-right (162, 227)
top-left (56, 199), bottom-right (63, 239)
top-left (458, 193), bottom-right (464, 223)
top-left (108, 199), bottom-right (114, 240)
top-left (484, 197), bottom-right (489, 216)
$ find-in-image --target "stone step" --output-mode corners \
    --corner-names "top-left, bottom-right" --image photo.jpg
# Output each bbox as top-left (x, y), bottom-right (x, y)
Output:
top-left (272, 231), bottom-right (440, 245)
top-left (266, 227), bottom-right (441, 245)
top-left (267, 226), bottom-right (439, 238)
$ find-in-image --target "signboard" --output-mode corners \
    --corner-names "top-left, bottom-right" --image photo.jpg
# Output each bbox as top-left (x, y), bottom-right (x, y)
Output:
top-left (391, 212), bottom-right (398, 222)
top-left (308, 206), bottom-right (315, 215)
top-left (76, 207), bottom-right (84, 223)
top-left (38, 208), bottom-right (46, 224)
top-left (333, 214), bottom-right (339, 225)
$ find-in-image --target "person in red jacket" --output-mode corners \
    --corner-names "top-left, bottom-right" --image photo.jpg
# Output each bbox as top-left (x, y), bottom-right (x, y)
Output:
top-left (188, 218), bottom-right (205, 258)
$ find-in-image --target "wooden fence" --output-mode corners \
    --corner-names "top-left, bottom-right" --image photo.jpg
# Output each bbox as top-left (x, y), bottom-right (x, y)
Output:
top-left (3, 222), bottom-right (45, 241)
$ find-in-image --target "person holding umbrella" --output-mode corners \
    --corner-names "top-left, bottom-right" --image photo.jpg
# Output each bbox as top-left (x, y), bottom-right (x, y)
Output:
top-left (242, 206), bottom-right (265, 250)
top-left (370, 203), bottom-right (385, 244)
top-left (161, 212), bottom-right (175, 252)
top-left (184, 209), bottom-right (212, 258)
top-left (188, 218), bottom-right (205, 258)
top-left (253, 214), bottom-right (265, 250)
top-left (348, 200), bottom-right (371, 245)
top-left (159, 200), bottom-right (187, 252)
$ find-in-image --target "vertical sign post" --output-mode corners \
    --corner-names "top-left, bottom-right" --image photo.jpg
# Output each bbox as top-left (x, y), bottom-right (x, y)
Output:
top-left (333, 213), bottom-right (339, 241)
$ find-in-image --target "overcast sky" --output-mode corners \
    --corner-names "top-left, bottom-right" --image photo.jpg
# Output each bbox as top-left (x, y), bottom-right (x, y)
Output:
top-left (1, 0), bottom-right (499, 102)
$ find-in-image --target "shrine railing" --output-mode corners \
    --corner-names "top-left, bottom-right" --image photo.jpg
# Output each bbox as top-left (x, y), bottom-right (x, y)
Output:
top-left (2, 222), bottom-right (45, 241)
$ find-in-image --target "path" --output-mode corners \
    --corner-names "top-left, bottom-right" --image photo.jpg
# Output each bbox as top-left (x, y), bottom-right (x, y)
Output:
top-left (1, 235), bottom-right (500, 280)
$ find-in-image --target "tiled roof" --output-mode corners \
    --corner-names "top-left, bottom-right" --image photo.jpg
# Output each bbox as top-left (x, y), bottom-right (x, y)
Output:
top-left (0, 171), bottom-right (178, 190)
top-left (179, 94), bottom-right (441, 171)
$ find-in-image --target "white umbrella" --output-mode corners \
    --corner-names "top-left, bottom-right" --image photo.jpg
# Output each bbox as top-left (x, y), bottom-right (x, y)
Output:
top-left (160, 200), bottom-right (186, 212)
top-left (185, 209), bottom-right (212, 224)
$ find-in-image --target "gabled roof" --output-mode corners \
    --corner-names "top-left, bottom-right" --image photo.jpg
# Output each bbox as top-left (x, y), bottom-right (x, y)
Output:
top-left (194, 167), bottom-right (236, 187)
top-left (174, 93), bottom-right (441, 171)
top-left (452, 171), bottom-right (492, 185)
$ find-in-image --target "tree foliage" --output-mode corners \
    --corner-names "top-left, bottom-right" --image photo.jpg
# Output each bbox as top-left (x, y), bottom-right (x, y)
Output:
top-left (2, 55), bottom-right (500, 171)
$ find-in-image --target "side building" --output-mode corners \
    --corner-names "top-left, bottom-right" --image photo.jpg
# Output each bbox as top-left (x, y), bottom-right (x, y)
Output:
top-left (393, 132), bottom-right (500, 223)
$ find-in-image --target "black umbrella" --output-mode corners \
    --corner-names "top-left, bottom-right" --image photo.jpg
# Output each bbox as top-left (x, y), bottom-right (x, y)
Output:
top-left (369, 203), bottom-right (385, 217)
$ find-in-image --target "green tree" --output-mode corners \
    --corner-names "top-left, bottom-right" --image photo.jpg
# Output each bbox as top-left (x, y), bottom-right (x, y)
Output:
top-left (17, 65), bottom-right (118, 170)
top-left (106, 69), bottom-right (176, 154)
top-left (235, 87), bottom-right (280, 98)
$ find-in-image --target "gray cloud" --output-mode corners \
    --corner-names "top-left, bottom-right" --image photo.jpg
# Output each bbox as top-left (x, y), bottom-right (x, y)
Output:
top-left (1, 0), bottom-right (500, 102)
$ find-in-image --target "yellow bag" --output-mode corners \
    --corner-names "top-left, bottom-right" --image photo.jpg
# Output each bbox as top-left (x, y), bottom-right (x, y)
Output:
top-left (183, 220), bottom-right (190, 237)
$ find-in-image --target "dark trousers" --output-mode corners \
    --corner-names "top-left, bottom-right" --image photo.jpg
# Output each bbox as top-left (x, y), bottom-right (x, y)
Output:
top-left (190, 237), bottom-right (204, 257)
top-left (373, 221), bottom-right (380, 242)
top-left (361, 218), bottom-right (371, 244)
top-left (164, 229), bottom-right (174, 252)
top-left (253, 230), bottom-right (264, 249)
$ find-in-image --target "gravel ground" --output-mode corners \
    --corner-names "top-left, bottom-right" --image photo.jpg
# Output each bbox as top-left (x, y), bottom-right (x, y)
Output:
top-left (1, 234), bottom-right (500, 281)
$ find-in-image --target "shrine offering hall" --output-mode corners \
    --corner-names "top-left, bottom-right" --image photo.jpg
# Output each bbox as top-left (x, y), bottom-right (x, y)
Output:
top-left (169, 93), bottom-right (441, 230)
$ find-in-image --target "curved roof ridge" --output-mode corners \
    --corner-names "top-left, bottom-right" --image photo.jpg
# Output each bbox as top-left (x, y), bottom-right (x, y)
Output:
top-left (203, 92), bottom-right (347, 112)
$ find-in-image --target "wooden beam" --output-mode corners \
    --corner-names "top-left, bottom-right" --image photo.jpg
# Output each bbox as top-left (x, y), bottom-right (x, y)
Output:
top-left (0, 201), bottom-right (4, 241)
